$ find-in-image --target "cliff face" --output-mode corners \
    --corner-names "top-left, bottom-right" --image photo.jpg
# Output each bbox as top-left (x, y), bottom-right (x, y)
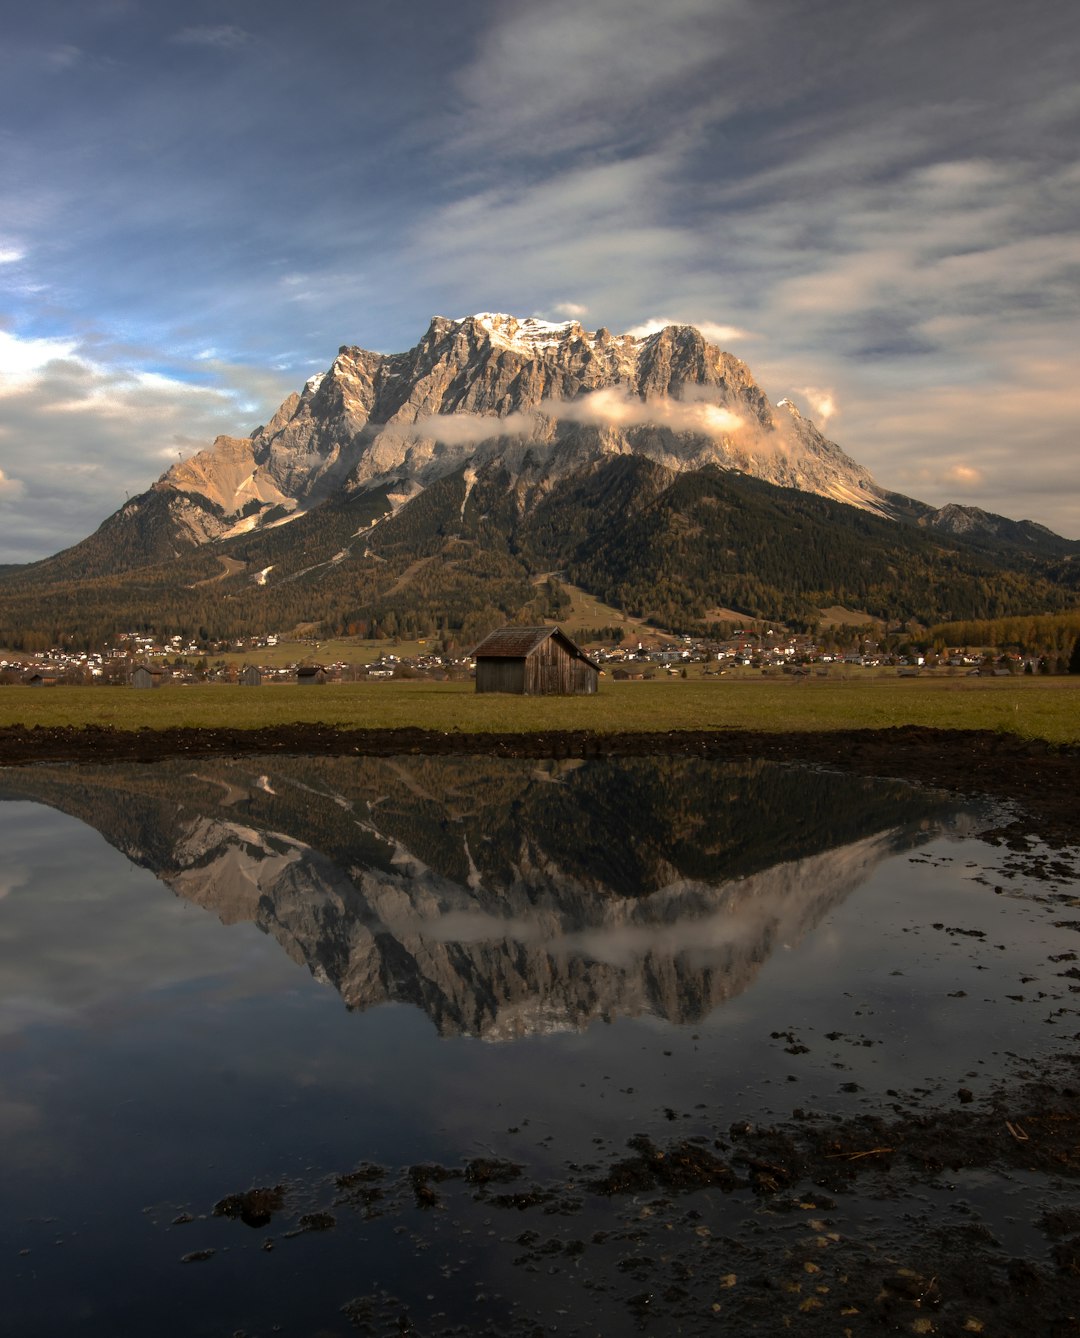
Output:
top-left (123, 314), bottom-right (889, 553)
top-left (0, 754), bottom-right (961, 1039)
top-left (12, 311), bottom-right (1073, 622)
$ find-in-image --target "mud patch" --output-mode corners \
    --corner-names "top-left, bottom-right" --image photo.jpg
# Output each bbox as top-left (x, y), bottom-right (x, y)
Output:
top-left (188, 1058), bottom-right (1080, 1335)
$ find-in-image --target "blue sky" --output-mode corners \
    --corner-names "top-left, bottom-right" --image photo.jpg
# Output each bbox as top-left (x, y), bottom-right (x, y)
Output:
top-left (1, 0), bottom-right (1079, 561)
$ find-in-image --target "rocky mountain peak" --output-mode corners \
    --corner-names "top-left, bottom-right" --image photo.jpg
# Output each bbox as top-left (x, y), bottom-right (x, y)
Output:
top-left (140, 312), bottom-right (901, 545)
top-left (462, 312), bottom-right (588, 352)
top-left (9, 311), bottom-right (1073, 642)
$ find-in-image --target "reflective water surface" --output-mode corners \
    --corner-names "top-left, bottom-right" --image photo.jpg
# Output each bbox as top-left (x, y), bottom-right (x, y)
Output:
top-left (0, 755), bottom-right (1075, 1335)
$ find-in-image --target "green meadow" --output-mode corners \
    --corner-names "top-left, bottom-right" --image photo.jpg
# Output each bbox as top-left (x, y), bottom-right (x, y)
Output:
top-left (1, 676), bottom-right (1077, 744)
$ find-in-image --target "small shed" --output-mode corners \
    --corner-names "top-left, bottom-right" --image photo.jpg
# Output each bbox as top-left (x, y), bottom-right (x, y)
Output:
top-left (239, 665), bottom-right (263, 687)
top-left (472, 626), bottom-right (599, 695)
top-left (26, 673), bottom-right (58, 688)
top-left (296, 665), bottom-right (327, 685)
top-left (131, 665), bottom-right (166, 689)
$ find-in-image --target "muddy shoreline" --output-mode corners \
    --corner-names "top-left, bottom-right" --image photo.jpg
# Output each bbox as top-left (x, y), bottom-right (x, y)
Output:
top-left (189, 1056), bottom-right (1080, 1336)
top-left (3, 721), bottom-right (1079, 844)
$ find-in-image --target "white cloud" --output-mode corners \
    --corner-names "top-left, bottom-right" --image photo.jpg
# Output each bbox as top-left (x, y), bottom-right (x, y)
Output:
top-left (45, 45), bottom-right (83, 71)
top-left (0, 247), bottom-right (25, 265)
top-left (626, 317), bottom-right (753, 346)
top-left (0, 330), bottom-right (295, 562)
top-left (826, 340), bottom-right (1080, 535)
top-left (0, 468), bottom-right (25, 500)
top-left (452, 0), bottom-right (736, 158)
top-left (404, 153), bottom-right (704, 324)
top-left (171, 25), bottom-right (251, 49)
top-left (554, 386), bottom-right (745, 436)
top-left (944, 463), bottom-right (983, 486)
top-left (403, 387), bottom-right (746, 447)
top-left (0, 330), bottom-right (79, 387)
top-left (793, 386), bottom-right (837, 424)
top-left (0, 865), bottom-right (29, 899)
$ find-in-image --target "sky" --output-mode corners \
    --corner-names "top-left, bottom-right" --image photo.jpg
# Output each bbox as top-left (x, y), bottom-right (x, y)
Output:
top-left (1, 0), bottom-right (1078, 563)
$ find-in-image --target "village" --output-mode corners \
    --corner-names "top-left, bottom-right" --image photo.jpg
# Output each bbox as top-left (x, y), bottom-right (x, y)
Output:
top-left (0, 624), bottom-right (1046, 688)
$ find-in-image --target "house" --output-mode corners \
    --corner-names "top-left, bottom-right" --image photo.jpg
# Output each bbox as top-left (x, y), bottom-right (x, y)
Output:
top-left (239, 665), bottom-right (262, 687)
top-left (26, 673), bottom-right (58, 688)
top-left (296, 665), bottom-right (327, 685)
top-left (131, 665), bottom-right (166, 689)
top-left (472, 626), bottom-right (599, 695)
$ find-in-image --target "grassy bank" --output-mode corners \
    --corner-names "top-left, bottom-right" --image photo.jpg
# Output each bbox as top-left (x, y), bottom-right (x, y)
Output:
top-left (1, 676), bottom-right (1078, 744)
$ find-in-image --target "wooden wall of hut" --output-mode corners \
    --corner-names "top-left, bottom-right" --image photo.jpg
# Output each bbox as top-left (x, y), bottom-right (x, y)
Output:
top-left (476, 635), bottom-right (598, 695)
top-left (475, 658), bottom-right (527, 694)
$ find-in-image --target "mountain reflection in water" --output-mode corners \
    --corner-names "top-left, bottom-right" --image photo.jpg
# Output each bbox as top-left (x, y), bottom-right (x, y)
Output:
top-left (0, 755), bottom-right (961, 1038)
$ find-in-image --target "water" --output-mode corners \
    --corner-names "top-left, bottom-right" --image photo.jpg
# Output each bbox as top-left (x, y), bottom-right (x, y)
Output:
top-left (1, 755), bottom-right (1076, 1335)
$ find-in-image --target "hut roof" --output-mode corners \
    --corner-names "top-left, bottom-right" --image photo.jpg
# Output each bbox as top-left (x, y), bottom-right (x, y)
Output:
top-left (472, 625), bottom-right (599, 670)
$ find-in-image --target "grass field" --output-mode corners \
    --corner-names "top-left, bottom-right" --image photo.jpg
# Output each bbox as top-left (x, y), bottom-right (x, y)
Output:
top-left (1, 676), bottom-right (1077, 743)
top-left (215, 638), bottom-right (436, 668)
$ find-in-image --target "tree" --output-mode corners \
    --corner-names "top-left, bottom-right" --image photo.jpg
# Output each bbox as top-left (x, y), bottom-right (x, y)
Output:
top-left (1070, 636), bottom-right (1080, 675)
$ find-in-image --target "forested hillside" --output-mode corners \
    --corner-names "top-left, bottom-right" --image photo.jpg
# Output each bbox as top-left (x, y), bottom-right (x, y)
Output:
top-left (1, 455), bottom-right (1075, 652)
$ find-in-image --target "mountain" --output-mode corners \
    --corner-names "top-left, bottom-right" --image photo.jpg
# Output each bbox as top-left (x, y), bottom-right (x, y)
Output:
top-left (1, 314), bottom-right (1077, 648)
top-left (0, 754), bottom-right (961, 1038)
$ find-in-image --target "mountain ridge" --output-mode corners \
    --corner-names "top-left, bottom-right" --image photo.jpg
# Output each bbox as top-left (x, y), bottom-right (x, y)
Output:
top-left (167, 313), bottom-right (890, 542)
top-left (1, 314), bottom-right (1076, 648)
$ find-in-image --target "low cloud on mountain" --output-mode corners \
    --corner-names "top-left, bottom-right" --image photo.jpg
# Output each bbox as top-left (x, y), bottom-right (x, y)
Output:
top-left (400, 387), bottom-right (746, 448)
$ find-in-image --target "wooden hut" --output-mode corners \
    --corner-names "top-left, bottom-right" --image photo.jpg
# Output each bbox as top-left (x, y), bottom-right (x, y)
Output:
top-left (472, 626), bottom-right (599, 695)
top-left (239, 665), bottom-right (263, 687)
top-left (131, 665), bottom-right (166, 689)
top-left (296, 665), bottom-right (327, 685)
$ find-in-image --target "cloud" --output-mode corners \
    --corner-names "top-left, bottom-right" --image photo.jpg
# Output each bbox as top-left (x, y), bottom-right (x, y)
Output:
top-left (404, 153), bottom-right (705, 324)
top-left (831, 339), bottom-right (1080, 535)
top-left (402, 387), bottom-right (746, 447)
top-left (626, 317), bottom-right (754, 346)
top-left (0, 331), bottom-right (294, 563)
top-left (0, 330), bottom-right (79, 386)
top-left (0, 468), bottom-right (25, 500)
top-left (451, 0), bottom-right (736, 159)
top-left (391, 409), bottom-right (533, 448)
top-left (43, 45), bottom-right (83, 71)
top-left (555, 386), bottom-right (745, 436)
top-left (793, 387), bottom-right (838, 424)
top-left (170, 25), bottom-right (251, 49)
top-left (0, 865), bottom-right (29, 899)
top-left (551, 302), bottom-right (588, 319)
top-left (0, 247), bottom-right (25, 265)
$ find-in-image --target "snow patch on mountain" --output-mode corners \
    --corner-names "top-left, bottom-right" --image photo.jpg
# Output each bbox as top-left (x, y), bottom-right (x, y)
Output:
top-left (466, 312), bottom-right (583, 351)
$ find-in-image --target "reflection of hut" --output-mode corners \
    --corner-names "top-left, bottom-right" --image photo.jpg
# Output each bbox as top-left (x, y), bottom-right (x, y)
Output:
top-left (472, 626), bottom-right (599, 695)
top-left (296, 665), bottom-right (327, 685)
top-left (131, 665), bottom-right (166, 689)
top-left (239, 665), bottom-right (263, 687)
